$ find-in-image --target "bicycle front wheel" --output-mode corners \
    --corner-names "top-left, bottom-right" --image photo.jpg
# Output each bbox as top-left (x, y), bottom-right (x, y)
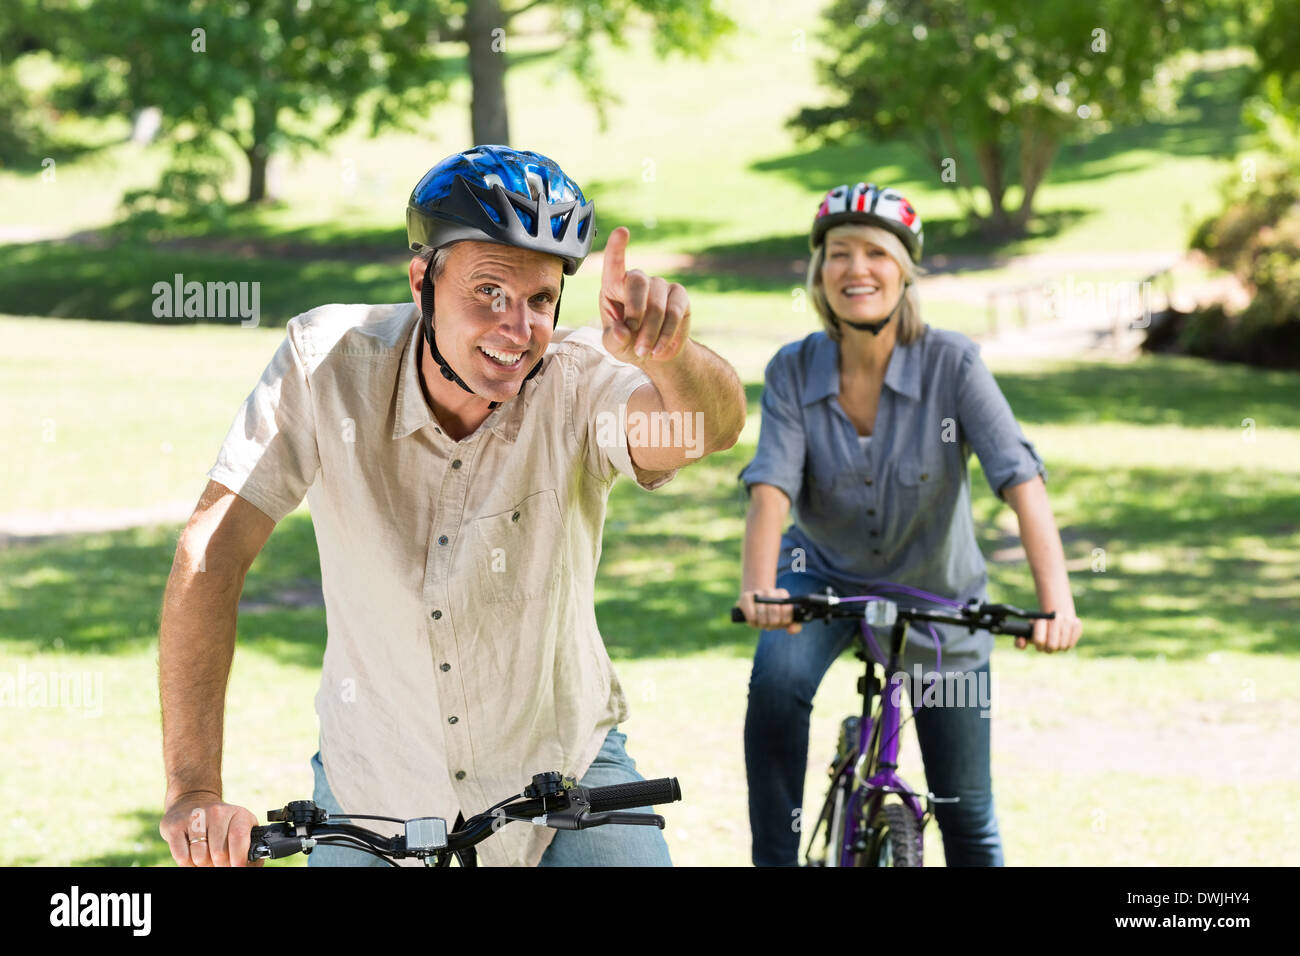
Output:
top-left (856, 802), bottom-right (923, 867)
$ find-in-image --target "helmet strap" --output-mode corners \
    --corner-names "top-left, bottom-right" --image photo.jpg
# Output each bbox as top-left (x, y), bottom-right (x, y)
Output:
top-left (839, 282), bottom-right (910, 336)
top-left (420, 259), bottom-right (564, 411)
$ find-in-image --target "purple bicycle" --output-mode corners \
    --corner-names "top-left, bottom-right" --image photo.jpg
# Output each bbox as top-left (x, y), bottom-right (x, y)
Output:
top-left (731, 588), bottom-right (1054, 866)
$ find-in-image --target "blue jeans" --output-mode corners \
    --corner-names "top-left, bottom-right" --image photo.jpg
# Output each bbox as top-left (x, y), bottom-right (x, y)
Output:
top-left (307, 727), bottom-right (672, 867)
top-left (743, 569), bottom-right (1004, 867)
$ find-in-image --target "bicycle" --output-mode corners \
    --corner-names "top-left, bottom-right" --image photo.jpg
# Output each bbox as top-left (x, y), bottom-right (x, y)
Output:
top-left (731, 588), bottom-right (1054, 866)
top-left (247, 771), bottom-right (683, 866)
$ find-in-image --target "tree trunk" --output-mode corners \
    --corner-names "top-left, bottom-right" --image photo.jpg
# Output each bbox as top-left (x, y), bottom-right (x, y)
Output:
top-left (1013, 124), bottom-right (1059, 230)
top-left (466, 0), bottom-right (510, 145)
top-left (245, 144), bottom-right (269, 203)
top-left (935, 122), bottom-right (978, 222)
top-left (972, 138), bottom-right (1011, 233)
top-left (244, 97), bottom-right (278, 203)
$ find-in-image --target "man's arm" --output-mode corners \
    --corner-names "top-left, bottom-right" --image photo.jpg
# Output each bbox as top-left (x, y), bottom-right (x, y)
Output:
top-left (596, 225), bottom-right (746, 472)
top-left (1002, 475), bottom-right (1083, 653)
top-left (624, 341), bottom-right (746, 473)
top-left (157, 479), bottom-right (275, 866)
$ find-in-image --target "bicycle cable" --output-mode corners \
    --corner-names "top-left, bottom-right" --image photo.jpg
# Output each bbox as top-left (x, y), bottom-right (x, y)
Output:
top-left (321, 812), bottom-right (407, 824)
top-left (301, 834), bottom-right (401, 867)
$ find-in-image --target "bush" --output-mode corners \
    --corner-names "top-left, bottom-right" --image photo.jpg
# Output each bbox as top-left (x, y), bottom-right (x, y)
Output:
top-left (115, 134), bottom-right (233, 239)
top-left (1155, 163), bottom-right (1300, 369)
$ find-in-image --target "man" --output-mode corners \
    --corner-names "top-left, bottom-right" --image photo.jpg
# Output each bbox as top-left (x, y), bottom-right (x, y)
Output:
top-left (157, 145), bottom-right (746, 867)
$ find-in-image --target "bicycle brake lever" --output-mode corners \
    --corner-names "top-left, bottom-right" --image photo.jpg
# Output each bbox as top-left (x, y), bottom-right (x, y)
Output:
top-left (580, 811), bottom-right (665, 829)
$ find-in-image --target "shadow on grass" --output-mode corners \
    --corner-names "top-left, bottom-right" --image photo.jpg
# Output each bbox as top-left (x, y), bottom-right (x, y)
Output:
top-left (689, 207), bottom-right (1094, 270)
top-left (2, 358), bottom-right (1295, 667)
top-left (995, 357), bottom-right (1300, 430)
top-left (596, 436), bottom-right (1299, 662)
top-left (0, 240), bottom-right (411, 326)
top-left (0, 513), bottom-right (326, 667)
top-left (0, 208), bottom-right (712, 324)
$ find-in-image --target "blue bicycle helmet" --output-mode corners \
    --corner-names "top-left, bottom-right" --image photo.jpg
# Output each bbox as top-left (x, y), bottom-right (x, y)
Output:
top-left (406, 146), bottom-right (596, 407)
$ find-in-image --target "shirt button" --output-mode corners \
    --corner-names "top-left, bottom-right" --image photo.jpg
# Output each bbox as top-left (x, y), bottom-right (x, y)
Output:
top-left (448, 715), bottom-right (458, 724)
top-left (431, 609), bottom-right (442, 620)
top-left (867, 509), bottom-right (876, 516)
top-left (438, 534), bottom-right (449, 545)
top-left (511, 511), bottom-right (520, 522)
top-left (452, 459), bottom-right (462, 469)
top-left (440, 662), bottom-right (450, 672)
top-left (870, 530), bottom-right (878, 536)
top-left (873, 548), bottom-right (881, 555)
top-left (864, 477), bottom-right (873, 486)
top-left (455, 770), bottom-right (466, 780)
top-left (920, 473), bottom-right (929, 481)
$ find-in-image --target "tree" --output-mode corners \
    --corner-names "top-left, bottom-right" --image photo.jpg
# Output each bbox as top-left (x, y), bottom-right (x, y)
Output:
top-left (447, 0), bottom-right (737, 146)
top-left (68, 0), bottom-right (453, 203)
top-left (0, 0), bottom-right (68, 166)
top-left (790, 0), bottom-right (1192, 237)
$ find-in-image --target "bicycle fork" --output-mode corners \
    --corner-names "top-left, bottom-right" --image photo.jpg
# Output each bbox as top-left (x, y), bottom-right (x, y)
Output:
top-left (838, 618), bottom-right (931, 865)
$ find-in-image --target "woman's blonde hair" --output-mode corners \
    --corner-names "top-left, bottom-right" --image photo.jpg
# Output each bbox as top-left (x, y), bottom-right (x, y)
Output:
top-left (807, 223), bottom-right (927, 345)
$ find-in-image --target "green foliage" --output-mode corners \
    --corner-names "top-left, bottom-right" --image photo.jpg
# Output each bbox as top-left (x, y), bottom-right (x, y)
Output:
top-left (118, 133), bottom-right (236, 234)
top-left (1154, 0), bottom-right (1300, 369)
top-left (791, 0), bottom-right (1194, 233)
top-left (0, 1), bottom-right (96, 167)
top-left (64, 0), bottom-right (453, 204)
top-left (1248, 0), bottom-right (1300, 105)
top-left (0, 62), bottom-right (46, 166)
top-left (1177, 163), bottom-right (1300, 368)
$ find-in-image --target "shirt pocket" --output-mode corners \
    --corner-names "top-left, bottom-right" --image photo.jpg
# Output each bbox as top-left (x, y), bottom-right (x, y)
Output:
top-left (897, 443), bottom-right (946, 514)
top-left (465, 489), bottom-right (565, 604)
top-left (806, 467), bottom-right (866, 530)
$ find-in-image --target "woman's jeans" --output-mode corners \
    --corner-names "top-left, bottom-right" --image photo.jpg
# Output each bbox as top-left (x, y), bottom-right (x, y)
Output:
top-left (307, 726), bottom-right (672, 867)
top-left (744, 570), bottom-right (1004, 867)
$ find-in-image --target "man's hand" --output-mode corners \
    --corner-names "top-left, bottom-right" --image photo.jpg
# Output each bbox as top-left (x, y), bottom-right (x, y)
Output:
top-left (599, 226), bottom-right (690, 365)
top-left (160, 790), bottom-right (263, 867)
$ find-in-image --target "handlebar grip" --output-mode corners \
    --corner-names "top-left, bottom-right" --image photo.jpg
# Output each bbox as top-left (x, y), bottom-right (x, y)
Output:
top-left (1002, 619), bottom-right (1035, 639)
top-left (586, 777), bottom-right (682, 813)
top-left (731, 606), bottom-right (746, 623)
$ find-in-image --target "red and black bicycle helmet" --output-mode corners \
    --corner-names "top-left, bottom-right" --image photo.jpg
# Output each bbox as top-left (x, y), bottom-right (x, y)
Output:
top-left (810, 182), bottom-right (923, 263)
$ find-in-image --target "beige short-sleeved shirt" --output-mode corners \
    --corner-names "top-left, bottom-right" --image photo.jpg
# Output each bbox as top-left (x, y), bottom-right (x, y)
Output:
top-left (207, 301), bottom-right (677, 866)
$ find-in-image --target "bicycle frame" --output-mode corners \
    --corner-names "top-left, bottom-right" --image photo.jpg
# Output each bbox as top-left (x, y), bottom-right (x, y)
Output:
top-left (813, 610), bottom-right (934, 867)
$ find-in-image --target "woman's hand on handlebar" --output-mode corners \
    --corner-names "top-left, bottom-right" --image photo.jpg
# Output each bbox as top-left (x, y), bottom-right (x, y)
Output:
top-left (738, 587), bottom-right (801, 634)
top-left (160, 790), bottom-right (264, 867)
top-left (1017, 607), bottom-right (1083, 653)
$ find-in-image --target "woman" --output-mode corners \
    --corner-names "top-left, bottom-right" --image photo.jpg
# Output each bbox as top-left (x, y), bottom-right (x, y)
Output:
top-left (737, 182), bottom-right (1083, 867)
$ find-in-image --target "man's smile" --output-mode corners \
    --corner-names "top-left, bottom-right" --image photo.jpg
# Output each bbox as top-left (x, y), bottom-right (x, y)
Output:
top-left (478, 345), bottom-right (528, 368)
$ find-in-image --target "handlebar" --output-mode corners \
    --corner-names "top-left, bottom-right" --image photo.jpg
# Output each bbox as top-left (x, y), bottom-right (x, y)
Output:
top-left (248, 771), bottom-right (683, 865)
top-left (730, 593), bottom-right (1054, 639)
top-left (587, 777), bottom-right (682, 813)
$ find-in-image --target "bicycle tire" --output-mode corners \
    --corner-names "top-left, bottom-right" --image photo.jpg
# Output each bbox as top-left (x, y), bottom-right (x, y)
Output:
top-left (856, 802), bottom-right (923, 867)
top-left (822, 779), bottom-right (851, 867)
